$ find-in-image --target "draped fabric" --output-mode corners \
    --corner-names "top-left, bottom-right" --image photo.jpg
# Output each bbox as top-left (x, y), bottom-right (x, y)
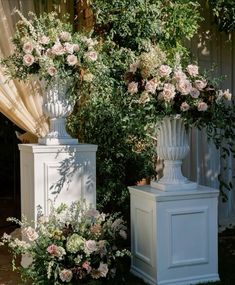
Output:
top-left (0, 0), bottom-right (49, 138)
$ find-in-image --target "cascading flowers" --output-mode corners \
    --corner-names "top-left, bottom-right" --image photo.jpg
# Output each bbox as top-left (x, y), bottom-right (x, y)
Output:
top-left (0, 201), bottom-right (130, 284)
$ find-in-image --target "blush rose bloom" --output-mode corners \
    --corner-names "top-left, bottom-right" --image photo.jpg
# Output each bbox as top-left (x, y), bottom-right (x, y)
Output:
top-left (177, 79), bottom-right (192, 95)
top-left (84, 240), bottom-right (97, 255)
top-left (51, 43), bottom-right (65, 55)
top-left (39, 35), bottom-right (50, 45)
top-left (67, 54), bottom-right (78, 66)
top-left (173, 70), bottom-right (187, 81)
top-left (190, 87), bottom-right (200, 98)
top-left (186, 64), bottom-right (199, 77)
top-left (145, 79), bottom-right (157, 94)
top-left (22, 226), bottom-right (38, 241)
top-left (180, 102), bottom-right (190, 112)
top-left (194, 79), bottom-right (207, 91)
top-left (85, 51), bottom-right (98, 61)
top-left (59, 31), bottom-right (72, 42)
top-left (98, 262), bottom-right (109, 278)
top-left (59, 269), bottom-right (73, 282)
top-left (197, 101), bottom-right (208, 111)
top-left (23, 54), bottom-right (35, 66)
top-left (162, 83), bottom-right (176, 102)
top-left (23, 42), bottom-right (34, 54)
top-left (128, 82), bottom-right (138, 94)
top-left (47, 66), bottom-right (57, 76)
top-left (158, 65), bottom-right (172, 77)
top-left (64, 42), bottom-right (74, 54)
top-left (73, 44), bottom-right (80, 52)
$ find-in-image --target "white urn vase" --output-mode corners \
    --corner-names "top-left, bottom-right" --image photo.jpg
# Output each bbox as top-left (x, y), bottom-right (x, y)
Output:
top-left (38, 78), bottom-right (78, 145)
top-left (151, 116), bottom-right (197, 191)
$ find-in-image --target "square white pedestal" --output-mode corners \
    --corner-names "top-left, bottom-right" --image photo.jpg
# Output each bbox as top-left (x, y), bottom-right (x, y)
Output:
top-left (19, 144), bottom-right (97, 225)
top-left (129, 185), bottom-right (220, 285)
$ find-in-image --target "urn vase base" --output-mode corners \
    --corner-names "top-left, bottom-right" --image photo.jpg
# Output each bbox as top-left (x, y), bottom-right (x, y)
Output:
top-left (151, 180), bottom-right (197, 191)
top-left (38, 137), bottom-right (78, 145)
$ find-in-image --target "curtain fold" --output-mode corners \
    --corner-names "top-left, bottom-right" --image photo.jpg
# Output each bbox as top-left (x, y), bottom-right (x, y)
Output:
top-left (0, 0), bottom-right (49, 138)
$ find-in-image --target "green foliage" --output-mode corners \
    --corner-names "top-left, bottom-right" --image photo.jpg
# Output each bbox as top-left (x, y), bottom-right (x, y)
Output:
top-left (208, 0), bottom-right (235, 32)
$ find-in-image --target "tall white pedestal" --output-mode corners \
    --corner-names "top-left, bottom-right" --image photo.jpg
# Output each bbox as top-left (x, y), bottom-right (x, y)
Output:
top-left (19, 144), bottom-right (97, 225)
top-left (129, 185), bottom-right (220, 285)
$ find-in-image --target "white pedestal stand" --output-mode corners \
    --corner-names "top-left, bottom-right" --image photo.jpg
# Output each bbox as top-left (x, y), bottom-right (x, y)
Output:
top-left (129, 185), bottom-right (220, 285)
top-left (19, 143), bottom-right (97, 225)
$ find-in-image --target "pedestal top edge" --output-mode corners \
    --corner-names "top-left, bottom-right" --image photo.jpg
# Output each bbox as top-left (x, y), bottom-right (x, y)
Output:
top-left (128, 185), bottom-right (219, 201)
top-left (18, 143), bottom-right (98, 153)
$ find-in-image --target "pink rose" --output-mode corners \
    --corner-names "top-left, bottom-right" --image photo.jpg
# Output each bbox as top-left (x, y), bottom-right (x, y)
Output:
top-left (67, 54), bottom-right (78, 66)
top-left (47, 244), bottom-right (58, 255)
top-left (186, 64), bottom-right (199, 77)
top-left (162, 83), bottom-right (175, 102)
top-left (223, 89), bottom-right (232, 100)
top-left (176, 79), bottom-right (192, 95)
top-left (194, 79), bottom-right (207, 91)
top-left (158, 65), bottom-right (172, 77)
top-left (23, 42), bottom-right (34, 54)
top-left (190, 87), bottom-right (200, 98)
top-left (39, 35), bottom-right (50, 45)
top-left (85, 51), bottom-right (98, 61)
top-left (180, 102), bottom-right (190, 111)
top-left (64, 42), bottom-right (74, 54)
top-left (145, 79), bottom-right (157, 94)
top-left (23, 54), bottom-right (35, 66)
top-left (51, 43), bottom-right (65, 55)
top-left (173, 70), bottom-right (187, 81)
top-left (22, 226), bottom-right (38, 241)
top-left (59, 31), bottom-right (72, 42)
top-left (47, 66), bottom-right (57, 76)
top-left (197, 101), bottom-right (208, 111)
top-left (59, 269), bottom-right (73, 282)
top-left (129, 61), bottom-right (139, 73)
top-left (82, 261), bottom-right (92, 273)
top-left (128, 82), bottom-right (138, 94)
top-left (84, 240), bottom-right (97, 254)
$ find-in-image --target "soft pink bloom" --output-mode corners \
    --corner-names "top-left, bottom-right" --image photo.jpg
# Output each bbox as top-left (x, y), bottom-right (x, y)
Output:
top-left (39, 35), bottom-right (50, 45)
top-left (73, 44), bottom-right (80, 52)
top-left (47, 244), bottom-right (59, 256)
top-left (162, 83), bottom-right (176, 102)
top-left (59, 31), bottom-right (72, 42)
top-left (82, 261), bottom-right (92, 273)
top-left (197, 101), bottom-right (208, 111)
top-left (51, 43), bottom-right (65, 55)
top-left (190, 87), bottom-right (200, 98)
top-left (67, 54), bottom-right (78, 66)
top-left (129, 61), bottom-right (139, 73)
top-left (85, 51), bottom-right (98, 61)
top-left (180, 102), bottom-right (190, 111)
top-left (186, 64), bottom-right (199, 77)
top-left (128, 82), bottom-right (138, 94)
top-left (23, 54), bottom-right (35, 66)
top-left (23, 42), bottom-right (34, 54)
top-left (173, 70), bottom-right (187, 81)
top-left (158, 65), bottom-right (172, 77)
top-left (223, 89), bottom-right (232, 100)
top-left (84, 240), bottom-right (97, 254)
top-left (47, 66), bottom-right (57, 76)
top-left (194, 79), bottom-right (207, 91)
top-left (22, 226), bottom-right (38, 241)
top-left (177, 79), bottom-right (192, 95)
top-left (98, 262), bottom-right (109, 278)
top-left (59, 269), bottom-right (73, 282)
top-left (64, 42), bottom-right (74, 54)
top-left (145, 79), bottom-right (157, 94)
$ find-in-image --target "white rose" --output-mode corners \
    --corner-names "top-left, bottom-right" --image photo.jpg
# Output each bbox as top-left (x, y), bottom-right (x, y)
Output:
top-left (186, 64), bottom-right (199, 77)
top-left (51, 43), bottom-right (65, 55)
top-left (22, 226), bottom-right (38, 241)
top-left (84, 240), bottom-right (97, 255)
top-left (197, 101), bottom-right (208, 111)
top-left (67, 54), bottom-right (78, 66)
top-left (23, 54), bottom-right (35, 66)
top-left (73, 44), bottom-right (80, 52)
top-left (59, 269), bottom-right (73, 282)
top-left (39, 35), bottom-right (50, 45)
top-left (180, 102), bottom-right (190, 111)
top-left (85, 51), bottom-right (98, 61)
top-left (190, 87), bottom-right (200, 98)
top-left (158, 65), bottom-right (172, 77)
top-left (23, 42), bottom-right (34, 54)
top-left (145, 79), bottom-right (157, 94)
top-left (177, 79), bottom-right (192, 95)
top-left (128, 82), bottom-right (138, 94)
top-left (64, 42), bottom-right (74, 54)
top-left (59, 31), bottom-right (72, 42)
top-left (98, 262), bottom-right (109, 278)
top-left (194, 79), bottom-right (207, 91)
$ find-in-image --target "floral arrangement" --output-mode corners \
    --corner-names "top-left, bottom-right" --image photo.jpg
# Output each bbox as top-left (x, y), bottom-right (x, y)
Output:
top-left (125, 45), bottom-right (232, 128)
top-left (0, 201), bottom-right (130, 284)
top-left (1, 10), bottom-right (98, 88)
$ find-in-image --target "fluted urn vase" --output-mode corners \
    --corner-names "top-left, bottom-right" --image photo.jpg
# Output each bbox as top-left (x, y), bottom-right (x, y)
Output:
top-left (38, 78), bottom-right (78, 145)
top-left (151, 116), bottom-right (197, 191)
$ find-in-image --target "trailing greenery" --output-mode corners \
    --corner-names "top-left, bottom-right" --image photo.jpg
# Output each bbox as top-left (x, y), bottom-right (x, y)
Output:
top-left (208, 0), bottom-right (235, 33)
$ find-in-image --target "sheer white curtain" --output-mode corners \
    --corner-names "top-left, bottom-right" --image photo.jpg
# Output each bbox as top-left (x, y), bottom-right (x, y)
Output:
top-left (0, 0), bottom-right (49, 139)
